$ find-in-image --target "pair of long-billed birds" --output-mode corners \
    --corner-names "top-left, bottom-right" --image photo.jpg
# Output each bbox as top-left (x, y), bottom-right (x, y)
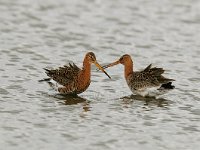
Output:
top-left (40, 52), bottom-right (175, 98)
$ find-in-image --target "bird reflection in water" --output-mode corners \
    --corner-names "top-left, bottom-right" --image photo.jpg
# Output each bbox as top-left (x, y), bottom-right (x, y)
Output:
top-left (54, 94), bottom-right (91, 112)
top-left (121, 94), bottom-right (172, 108)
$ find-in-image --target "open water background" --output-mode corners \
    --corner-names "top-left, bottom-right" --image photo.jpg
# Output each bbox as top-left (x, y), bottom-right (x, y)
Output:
top-left (0, 0), bottom-right (200, 149)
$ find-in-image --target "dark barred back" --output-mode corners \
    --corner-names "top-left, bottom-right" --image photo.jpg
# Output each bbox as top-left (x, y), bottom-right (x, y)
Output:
top-left (44, 63), bottom-right (81, 86)
top-left (128, 64), bottom-right (174, 90)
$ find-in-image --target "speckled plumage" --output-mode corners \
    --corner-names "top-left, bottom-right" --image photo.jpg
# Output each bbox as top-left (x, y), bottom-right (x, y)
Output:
top-left (126, 64), bottom-right (175, 97)
top-left (103, 54), bottom-right (175, 97)
top-left (126, 64), bottom-right (173, 90)
top-left (41, 52), bottom-right (111, 95)
top-left (45, 63), bottom-right (80, 87)
top-left (44, 63), bottom-right (84, 94)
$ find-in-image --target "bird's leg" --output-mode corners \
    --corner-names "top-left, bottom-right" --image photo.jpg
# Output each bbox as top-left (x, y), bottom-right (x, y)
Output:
top-left (58, 87), bottom-right (69, 94)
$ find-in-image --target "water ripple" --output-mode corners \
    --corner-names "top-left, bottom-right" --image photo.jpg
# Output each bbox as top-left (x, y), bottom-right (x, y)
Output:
top-left (0, 0), bottom-right (200, 150)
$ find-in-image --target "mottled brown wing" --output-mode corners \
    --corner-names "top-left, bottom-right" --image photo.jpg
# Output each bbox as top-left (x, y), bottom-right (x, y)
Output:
top-left (129, 64), bottom-right (174, 90)
top-left (130, 71), bottom-right (160, 90)
top-left (143, 64), bottom-right (174, 83)
top-left (44, 63), bottom-right (81, 86)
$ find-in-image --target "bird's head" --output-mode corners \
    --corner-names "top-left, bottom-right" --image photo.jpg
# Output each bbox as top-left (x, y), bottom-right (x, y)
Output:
top-left (85, 52), bottom-right (111, 79)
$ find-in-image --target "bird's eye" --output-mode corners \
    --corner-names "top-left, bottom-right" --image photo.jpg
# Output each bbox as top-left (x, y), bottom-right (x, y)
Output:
top-left (119, 57), bottom-right (123, 61)
top-left (89, 56), bottom-right (93, 60)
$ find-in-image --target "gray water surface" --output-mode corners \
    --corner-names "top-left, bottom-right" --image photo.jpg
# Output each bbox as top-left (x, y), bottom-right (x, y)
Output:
top-left (0, 0), bottom-right (200, 150)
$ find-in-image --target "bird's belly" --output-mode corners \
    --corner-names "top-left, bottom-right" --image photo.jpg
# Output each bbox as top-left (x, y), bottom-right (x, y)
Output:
top-left (47, 79), bottom-right (90, 95)
top-left (129, 86), bottom-right (169, 97)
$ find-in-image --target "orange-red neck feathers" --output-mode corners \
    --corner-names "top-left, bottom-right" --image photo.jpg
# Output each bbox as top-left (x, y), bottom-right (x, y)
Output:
top-left (123, 58), bottom-right (133, 79)
top-left (82, 56), bottom-right (91, 81)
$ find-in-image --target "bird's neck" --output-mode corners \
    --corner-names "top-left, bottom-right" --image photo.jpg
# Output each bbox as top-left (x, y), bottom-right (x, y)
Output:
top-left (124, 62), bottom-right (133, 79)
top-left (82, 59), bottom-right (91, 81)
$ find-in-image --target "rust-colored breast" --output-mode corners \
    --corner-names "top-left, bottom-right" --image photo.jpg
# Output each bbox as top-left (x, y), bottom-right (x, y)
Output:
top-left (45, 63), bottom-right (91, 94)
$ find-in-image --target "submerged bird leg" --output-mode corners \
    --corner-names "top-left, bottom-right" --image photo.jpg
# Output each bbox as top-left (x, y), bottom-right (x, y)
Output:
top-left (58, 87), bottom-right (69, 94)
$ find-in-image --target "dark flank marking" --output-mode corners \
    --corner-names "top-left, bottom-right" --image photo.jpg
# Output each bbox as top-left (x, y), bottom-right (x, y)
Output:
top-left (38, 78), bottom-right (51, 82)
top-left (160, 82), bottom-right (175, 89)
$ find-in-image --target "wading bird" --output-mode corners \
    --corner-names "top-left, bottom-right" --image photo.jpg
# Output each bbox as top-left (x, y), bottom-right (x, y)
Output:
top-left (103, 54), bottom-right (175, 97)
top-left (40, 52), bottom-right (111, 95)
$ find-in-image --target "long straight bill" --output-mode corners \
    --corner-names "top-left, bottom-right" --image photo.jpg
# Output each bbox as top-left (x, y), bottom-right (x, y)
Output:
top-left (102, 60), bottom-right (120, 69)
top-left (94, 61), bottom-right (111, 79)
